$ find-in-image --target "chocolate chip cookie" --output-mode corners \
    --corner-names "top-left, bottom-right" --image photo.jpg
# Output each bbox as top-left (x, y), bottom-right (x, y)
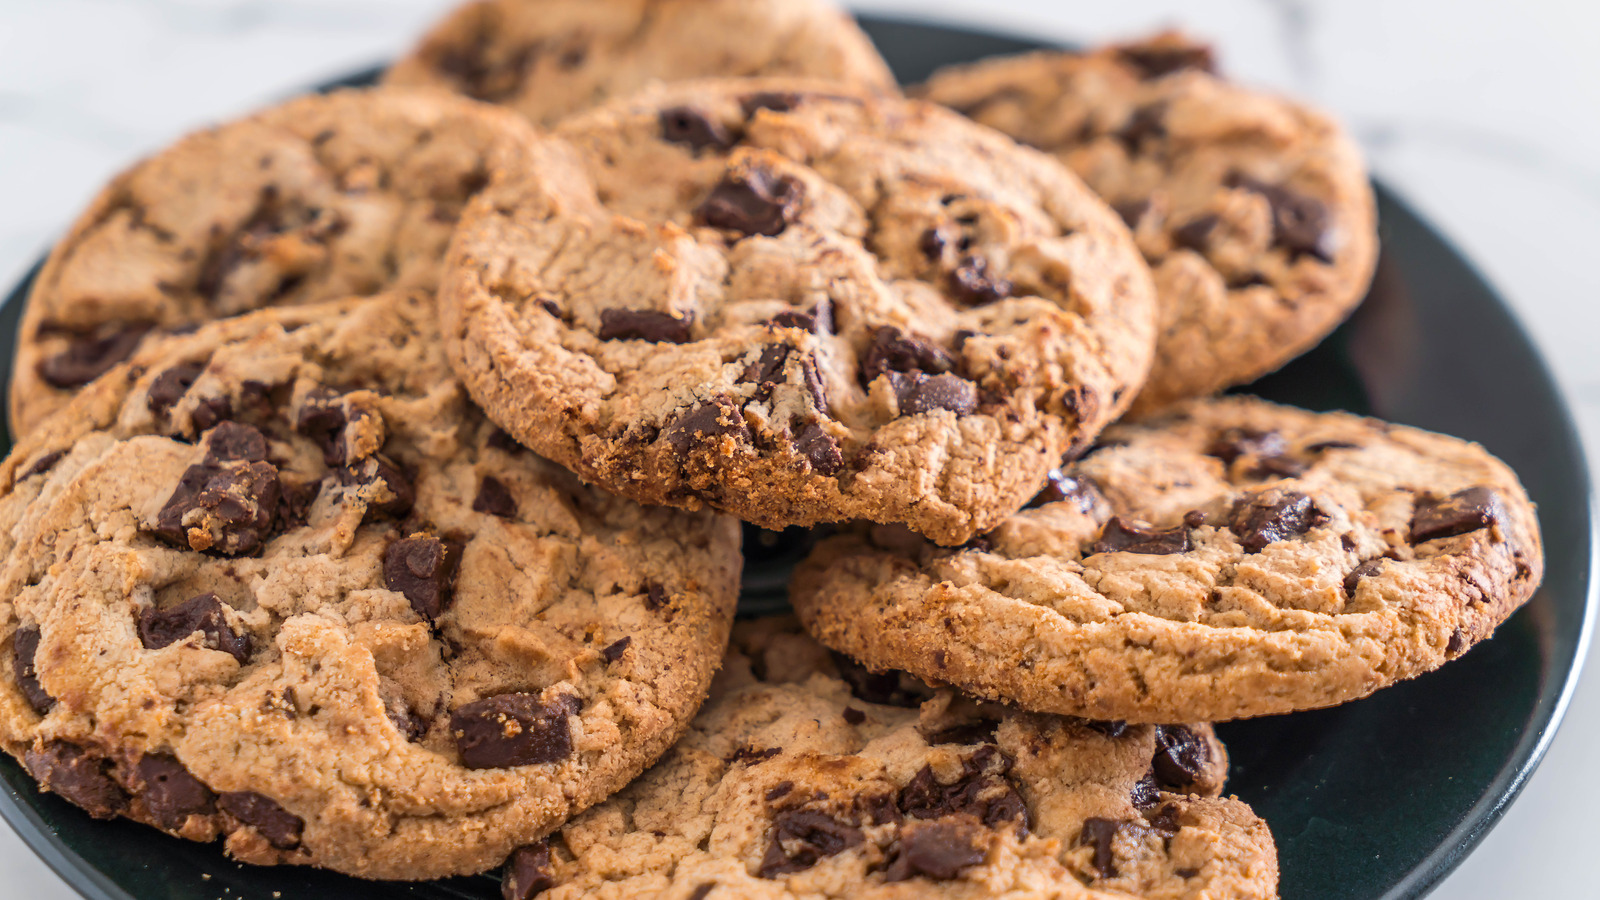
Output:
top-left (791, 396), bottom-right (1542, 723)
top-left (10, 86), bottom-right (542, 435)
top-left (441, 78), bottom-right (1157, 546)
top-left (920, 32), bottom-right (1379, 414)
top-left (383, 0), bottom-right (897, 127)
top-left (495, 618), bottom-right (1276, 899)
top-left (0, 292), bottom-right (740, 880)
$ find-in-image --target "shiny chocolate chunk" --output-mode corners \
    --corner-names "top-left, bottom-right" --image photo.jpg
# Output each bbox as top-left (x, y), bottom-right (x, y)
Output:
top-left (1077, 817), bottom-right (1128, 878)
top-left (24, 741), bottom-right (127, 819)
top-left (138, 593), bottom-right (252, 663)
top-left (659, 106), bottom-right (733, 153)
top-left (1410, 486), bottom-right (1501, 543)
top-left (600, 636), bottom-right (631, 664)
top-left (1151, 725), bottom-right (1211, 793)
top-left (664, 398), bottom-right (749, 454)
top-left (597, 308), bottom-right (693, 344)
top-left (12, 625), bottom-right (54, 714)
top-left (1092, 518), bottom-right (1191, 555)
top-left (1344, 558), bottom-right (1385, 597)
top-left (451, 693), bottom-right (580, 769)
top-left (1228, 173), bottom-right (1335, 262)
top-left (133, 754), bottom-right (216, 831)
top-left (1229, 490), bottom-right (1326, 553)
top-left (501, 840), bottom-right (558, 900)
top-left (151, 456), bottom-right (281, 556)
top-left (756, 808), bottom-right (863, 878)
top-left (217, 791), bottom-right (303, 849)
top-left (384, 535), bottom-right (463, 622)
top-left (948, 256), bottom-right (1013, 306)
top-left (1026, 470), bottom-right (1106, 514)
top-left (891, 372), bottom-right (978, 417)
top-left (860, 326), bottom-right (957, 382)
top-left (697, 169), bottom-right (802, 238)
top-left (898, 747), bottom-right (1027, 832)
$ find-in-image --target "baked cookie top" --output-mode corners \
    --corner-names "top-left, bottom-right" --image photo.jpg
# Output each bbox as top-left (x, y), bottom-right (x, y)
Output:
top-left (919, 32), bottom-right (1378, 414)
top-left (383, 0), bottom-right (896, 127)
top-left (791, 396), bottom-right (1542, 723)
top-left (496, 618), bottom-right (1276, 900)
top-left (441, 78), bottom-right (1157, 546)
top-left (0, 292), bottom-right (740, 880)
top-left (11, 86), bottom-right (540, 435)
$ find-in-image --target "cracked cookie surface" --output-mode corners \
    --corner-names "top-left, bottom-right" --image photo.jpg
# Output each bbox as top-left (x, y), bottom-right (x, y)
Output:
top-left (919, 32), bottom-right (1378, 414)
top-left (496, 618), bottom-right (1275, 900)
top-left (383, 0), bottom-right (896, 127)
top-left (441, 78), bottom-right (1156, 546)
top-left (791, 396), bottom-right (1542, 722)
top-left (0, 292), bottom-right (740, 880)
top-left (10, 86), bottom-right (542, 435)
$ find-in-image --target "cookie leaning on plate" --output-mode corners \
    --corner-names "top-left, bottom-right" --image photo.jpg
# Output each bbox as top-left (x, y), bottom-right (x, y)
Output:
top-left (10, 86), bottom-right (542, 436)
top-left (919, 32), bottom-right (1378, 414)
top-left (499, 618), bottom-right (1276, 899)
top-left (441, 78), bottom-right (1157, 546)
top-left (383, 0), bottom-right (897, 127)
top-left (792, 396), bottom-right (1542, 723)
top-left (0, 292), bottom-right (740, 880)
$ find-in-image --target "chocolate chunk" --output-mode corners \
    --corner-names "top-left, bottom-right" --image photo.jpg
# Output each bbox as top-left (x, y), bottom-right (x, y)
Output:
top-left (1130, 771), bottom-right (1159, 810)
top-left (1117, 42), bottom-right (1217, 79)
top-left (139, 593), bottom-right (252, 663)
top-left (1307, 440), bottom-right (1361, 454)
top-left (472, 476), bottom-right (518, 519)
top-left (387, 702), bottom-right (427, 743)
top-left (795, 423), bottom-right (843, 475)
top-left (898, 747), bottom-right (1027, 832)
top-left (741, 91), bottom-right (801, 116)
top-left (1026, 470), bottom-right (1106, 513)
top-left (501, 840), bottom-right (557, 900)
top-left (884, 819), bottom-right (989, 882)
top-left (217, 791), bottom-right (302, 849)
top-left (486, 428), bottom-right (525, 454)
top-left (1446, 629), bottom-right (1468, 657)
top-left (664, 398), bottom-right (749, 453)
top-left (1171, 214), bottom-right (1219, 252)
top-left (1117, 103), bottom-right (1167, 152)
top-left (925, 720), bottom-right (999, 746)
top-left (1228, 490), bottom-right (1326, 553)
top-left (151, 457), bottom-right (281, 556)
top-left (24, 741), bottom-right (127, 819)
top-left (920, 227), bottom-right (948, 262)
top-left (858, 792), bottom-right (901, 826)
top-left (147, 361), bottom-right (206, 419)
top-left (892, 372), bottom-right (978, 417)
top-left (842, 707), bottom-right (866, 725)
top-left (686, 885), bottom-right (716, 900)
top-left (1183, 510), bottom-right (1209, 528)
top-left (133, 754), bottom-right (216, 831)
top-left (766, 782), bottom-right (794, 802)
top-left (645, 582), bottom-right (668, 611)
top-left (1085, 719), bottom-right (1129, 739)
top-left (21, 449), bottom-right (67, 480)
top-left (756, 809), bottom-right (863, 878)
top-left (203, 421), bottom-right (267, 464)
top-left (1411, 486), bottom-right (1501, 543)
top-left (801, 356), bottom-right (829, 413)
top-left (659, 106), bottom-right (733, 153)
top-left (830, 652), bottom-right (935, 708)
top-left (1152, 726), bottom-right (1211, 793)
top-left (1206, 428), bottom-right (1287, 465)
top-left (597, 308), bottom-right (694, 344)
top-left (770, 311), bottom-right (816, 331)
top-left (1344, 559), bottom-right (1385, 597)
top-left (384, 535), bottom-right (463, 622)
top-left (339, 455), bottom-right (414, 520)
top-left (451, 693), bottom-right (579, 769)
top-left (12, 626), bottom-right (54, 714)
top-left (1227, 174), bottom-right (1334, 261)
top-left (697, 169), bottom-right (802, 238)
top-left (600, 636), bottom-right (632, 664)
top-left (860, 326), bottom-right (957, 382)
top-left (38, 323), bottom-right (153, 388)
top-left (727, 746), bottom-right (782, 765)
top-left (295, 389), bottom-right (353, 465)
top-left (1092, 518), bottom-right (1191, 555)
top-left (739, 344), bottom-right (791, 394)
top-left (190, 396), bottom-right (234, 434)
top-left (1077, 818), bottom-right (1125, 878)
top-left (1146, 802), bottom-right (1183, 835)
top-left (948, 257), bottom-right (1013, 306)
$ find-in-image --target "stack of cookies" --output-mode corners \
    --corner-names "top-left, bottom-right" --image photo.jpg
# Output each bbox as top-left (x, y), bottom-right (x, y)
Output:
top-left (0, 2), bottom-right (1543, 899)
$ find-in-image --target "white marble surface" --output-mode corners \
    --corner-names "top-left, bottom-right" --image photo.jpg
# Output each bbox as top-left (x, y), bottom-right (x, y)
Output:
top-left (1, 1), bottom-right (1597, 897)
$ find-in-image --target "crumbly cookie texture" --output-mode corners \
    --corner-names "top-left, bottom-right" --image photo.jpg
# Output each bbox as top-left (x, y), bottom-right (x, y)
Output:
top-left (0, 292), bottom-right (740, 880)
top-left (919, 32), bottom-right (1378, 414)
top-left (497, 618), bottom-right (1275, 900)
top-left (383, 0), bottom-right (897, 127)
top-left (792, 396), bottom-right (1542, 723)
top-left (10, 86), bottom-right (542, 436)
top-left (441, 78), bottom-right (1156, 546)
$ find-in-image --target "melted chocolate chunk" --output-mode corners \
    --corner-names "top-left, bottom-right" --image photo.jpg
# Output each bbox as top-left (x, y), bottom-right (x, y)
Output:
top-left (1227, 174), bottom-right (1335, 261)
top-left (739, 344), bottom-right (792, 395)
top-left (472, 476), bottom-right (518, 519)
top-left (756, 809), bottom-right (863, 878)
top-left (451, 693), bottom-right (579, 769)
top-left (38, 323), bottom-right (153, 389)
top-left (659, 106), bottom-right (733, 153)
top-left (1344, 558), bottom-right (1385, 597)
top-left (1228, 490), bottom-right (1326, 553)
top-left (898, 747), bottom-right (1027, 832)
top-left (339, 455), bottom-right (414, 520)
top-left (1077, 817), bottom-right (1126, 878)
top-left (697, 169), bottom-right (802, 238)
top-left (12, 625), bottom-right (54, 714)
top-left (1130, 771), bottom-right (1159, 810)
top-left (1410, 486), bottom-right (1501, 543)
top-left (925, 719), bottom-right (999, 746)
top-left (600, 636), bottom-right (632, 664)
top-left (1171, 214), bottom-right (1219, 252)
top-left (597, 308), bottom-right (694, 344)
top-left (1026, 470), bottom-right (1106, 513)
top-left (501, 840), bottom-right (557, 900)
top-left (830, 652), bottom-right (935, 708)
top-left (1117, 42), bottom-right (1217, 79)
top-left (24, 741), bottom-right (127, 819)
top-left (133, 754), bottom-right (216, 831)
top-left (21, 449), bottom-right (68, 480)
top-left (1092, 518), bottom-right (1191, 555)
top-left (948, 257), bottom-right (1013, 306)
top-left (1151, 726), bottom-right (1211, 793)
top-left (884, 819), bottom-right (989, 882)
top-left (217, 791), bottom-right (302, 849)
top-left (151, 455), bottom-right (281, 556)
top-left (139, 593), bottom-right (252, 663)
top-left (860, 326), bottom-right (957, 382)
top-left (891, 372), bottom-right (978, 417)
top-left (147, 361), bottom-right (207, 419)
top-left (664, 398), bottom-right (749, 454)
top-left (795, 423), bottom-right (843, 475)
top-left (384, 535), bottom-right (463, 622)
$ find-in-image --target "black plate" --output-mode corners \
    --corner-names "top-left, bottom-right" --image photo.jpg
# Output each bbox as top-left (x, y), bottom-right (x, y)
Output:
top-left (0, 15), bottom-right (1593, 900)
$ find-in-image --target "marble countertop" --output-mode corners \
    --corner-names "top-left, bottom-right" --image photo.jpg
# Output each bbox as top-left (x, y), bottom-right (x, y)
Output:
top-left (1, 1), bottom-right (1596, 897)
